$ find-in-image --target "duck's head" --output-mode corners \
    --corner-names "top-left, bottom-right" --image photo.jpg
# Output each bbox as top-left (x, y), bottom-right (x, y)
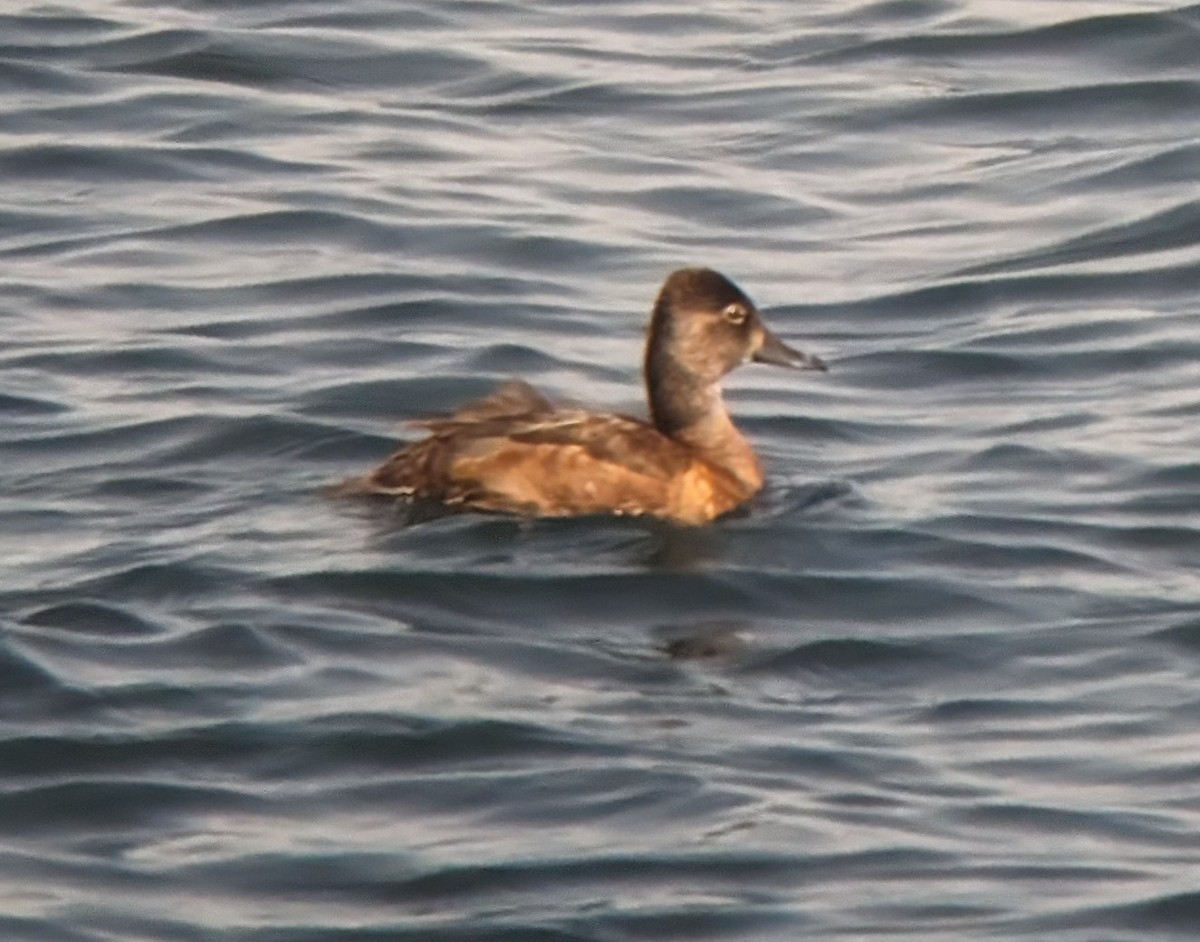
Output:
top-left (645, 267), bottom-right (827, 386)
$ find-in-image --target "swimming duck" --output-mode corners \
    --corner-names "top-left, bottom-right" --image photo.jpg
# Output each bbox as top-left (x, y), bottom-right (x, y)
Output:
top-left (332, 268), bottom-right (826, 524)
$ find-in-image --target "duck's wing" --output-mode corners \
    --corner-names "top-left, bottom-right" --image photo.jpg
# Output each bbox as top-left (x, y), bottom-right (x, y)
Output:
top-left (414, 380), bottom-right (556, 428)
top-left (503, 411), bottom-right (694, 480)
top-left (447, 411), bottom-right (746, 521)
top-left (325, 381), bottom-right (554, 498)
top-left (340, 408), bottom-right (745, 521)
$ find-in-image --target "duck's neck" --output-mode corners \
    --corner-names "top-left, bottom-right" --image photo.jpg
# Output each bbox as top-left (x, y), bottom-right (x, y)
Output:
top-left (645, 357), bottom-right (763, 492)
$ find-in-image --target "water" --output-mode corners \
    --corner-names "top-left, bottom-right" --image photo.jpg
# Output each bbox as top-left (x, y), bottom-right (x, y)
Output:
top-left (3, 0), bottom-right (1200, 939)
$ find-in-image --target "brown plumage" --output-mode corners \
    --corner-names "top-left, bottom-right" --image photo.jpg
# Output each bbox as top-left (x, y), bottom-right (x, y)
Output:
top-left (330, 268), bottom-right (827, 524)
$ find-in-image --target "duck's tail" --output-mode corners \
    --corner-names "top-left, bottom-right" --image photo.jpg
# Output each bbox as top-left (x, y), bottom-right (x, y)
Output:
top-left (322, 440), bottom-right (439, 500)
top-left (321, 474), bottom-right (374, 498)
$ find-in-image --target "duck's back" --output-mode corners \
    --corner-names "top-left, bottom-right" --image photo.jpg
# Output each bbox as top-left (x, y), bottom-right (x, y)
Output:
top-left (337, 381), bottom-right (753, 523)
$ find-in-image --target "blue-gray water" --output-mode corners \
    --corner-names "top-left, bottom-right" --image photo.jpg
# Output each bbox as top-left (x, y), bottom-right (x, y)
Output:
top-left (3, 1), bottom-right (1200, 939)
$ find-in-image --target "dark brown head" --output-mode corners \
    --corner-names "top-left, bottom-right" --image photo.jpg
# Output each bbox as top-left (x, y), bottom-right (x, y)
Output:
top-left (643, 268), bottom-right (826, 437)
top-left (645, 266), bottom-right (825, 388)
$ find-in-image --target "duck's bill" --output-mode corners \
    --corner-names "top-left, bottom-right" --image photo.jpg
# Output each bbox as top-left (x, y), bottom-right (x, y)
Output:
top-left (753, 329), bottom-right (828, 371)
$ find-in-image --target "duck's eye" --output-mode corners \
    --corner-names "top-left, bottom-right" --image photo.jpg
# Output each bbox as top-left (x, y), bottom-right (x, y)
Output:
top-left (723, 304), bottom-right (747, 325)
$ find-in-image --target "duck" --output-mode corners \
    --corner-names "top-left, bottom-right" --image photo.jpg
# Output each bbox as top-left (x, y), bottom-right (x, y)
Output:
top-left (330, 267), bottom-right (827, 524)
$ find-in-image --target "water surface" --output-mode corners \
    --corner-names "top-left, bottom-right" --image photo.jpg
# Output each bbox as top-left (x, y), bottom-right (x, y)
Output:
top-left (3, 1), bottom-right (1200, 939)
